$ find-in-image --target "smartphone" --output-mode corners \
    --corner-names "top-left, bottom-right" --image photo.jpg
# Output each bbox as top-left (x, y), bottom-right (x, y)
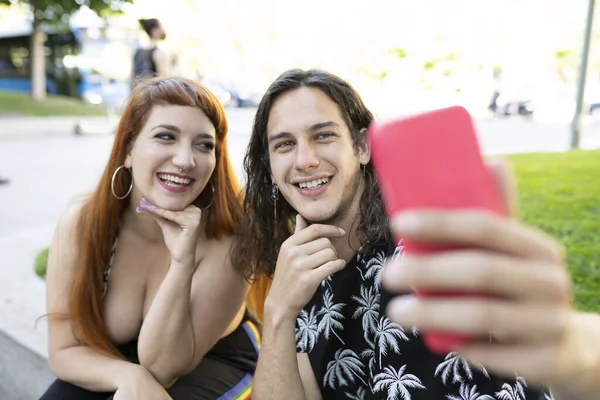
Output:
top-left (368, 105), bottom-right (505, 354)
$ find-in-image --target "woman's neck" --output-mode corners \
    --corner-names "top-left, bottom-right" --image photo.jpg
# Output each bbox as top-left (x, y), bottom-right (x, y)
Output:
top-left (122, 196), bottom-right (164, 243)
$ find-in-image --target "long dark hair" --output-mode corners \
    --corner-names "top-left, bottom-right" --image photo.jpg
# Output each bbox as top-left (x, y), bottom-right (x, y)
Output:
top-left (234, 69), bottom-right (390, 278)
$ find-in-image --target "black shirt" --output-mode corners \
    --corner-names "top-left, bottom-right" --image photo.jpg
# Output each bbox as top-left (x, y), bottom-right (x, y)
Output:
top-left (295, 240), bottom-right (552, 399)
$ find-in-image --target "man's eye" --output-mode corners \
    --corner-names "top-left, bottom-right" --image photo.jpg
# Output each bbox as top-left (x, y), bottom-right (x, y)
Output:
top-left (316, 132), bottom-right (334, 139)
top-left (275, 141), bottom-right (294, 149)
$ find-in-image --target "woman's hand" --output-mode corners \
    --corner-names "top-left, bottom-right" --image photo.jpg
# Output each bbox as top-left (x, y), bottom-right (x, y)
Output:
top-left (113, 366), bottom-right (172, 400)
top-left (137, 197), bottom-right (202, 266)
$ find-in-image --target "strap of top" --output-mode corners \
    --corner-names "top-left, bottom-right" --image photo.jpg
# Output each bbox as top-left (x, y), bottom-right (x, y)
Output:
top-left (102, 237), bottom-right (118, 298)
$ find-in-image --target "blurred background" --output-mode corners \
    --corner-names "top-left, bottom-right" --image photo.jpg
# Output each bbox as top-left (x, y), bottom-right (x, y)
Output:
top-left (1, 0), bottom-right (600, 120)
top-left (0, 1), bottom-right (599, 399)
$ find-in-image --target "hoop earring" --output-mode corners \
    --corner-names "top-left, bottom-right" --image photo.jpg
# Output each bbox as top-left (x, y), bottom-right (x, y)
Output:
top-left (111, 165), bottom-right (133, 200)
top-left (201, 182), bottom-right (215, 210)
top-left (271, 184), bottom-right (279, 220)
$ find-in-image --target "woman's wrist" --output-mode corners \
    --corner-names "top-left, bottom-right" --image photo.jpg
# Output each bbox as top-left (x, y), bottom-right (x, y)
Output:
top-left (115, 363), bottom-right (152, 389)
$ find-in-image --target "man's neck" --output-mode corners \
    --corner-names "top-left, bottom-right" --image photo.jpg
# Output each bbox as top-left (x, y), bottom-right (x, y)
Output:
top-left (329, 182), bottom-right (365, 263)
top-left (330, 215), bottom-right (362, 263)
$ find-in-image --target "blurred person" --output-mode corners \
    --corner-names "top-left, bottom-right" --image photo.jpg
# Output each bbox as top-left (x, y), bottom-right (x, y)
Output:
top-left (40, 77), bottom-right (267, 399)
top-left (131, 18), bottom-right (172, 88)
top-left (0, 170), bottom-right (9, 185)
top-left (239, 68), bottom-right (600, 399)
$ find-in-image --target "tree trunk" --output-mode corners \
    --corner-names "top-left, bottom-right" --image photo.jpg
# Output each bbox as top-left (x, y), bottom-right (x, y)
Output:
top-left (30, 9), bottom-right (46, 101)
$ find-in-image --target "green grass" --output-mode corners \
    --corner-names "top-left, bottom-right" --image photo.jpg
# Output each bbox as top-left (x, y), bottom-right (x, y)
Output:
top-left (507, 150), bottom-right (600, 312)
top-left (32, 150), bottom-right (600, 311)
top-left (0, 91), bottom-right (107, 116)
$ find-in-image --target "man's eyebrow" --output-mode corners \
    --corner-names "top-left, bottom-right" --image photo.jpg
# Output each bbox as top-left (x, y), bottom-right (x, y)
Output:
top-left (308, 121), bottom-right (340, 132)
top-left (267, 121), bottom-right (341, 144)
top-left (268, 132), bottom-right (294, 144)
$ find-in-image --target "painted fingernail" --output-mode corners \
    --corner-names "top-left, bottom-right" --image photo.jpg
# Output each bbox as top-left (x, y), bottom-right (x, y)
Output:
top-left (339, 228), bottom-right (346, 235)
top-left (393, 213), bottom-right (421, 234)
top-left (152, 205), bottom-right (160, 210)
top-left (140, 200), bottom-right (149, 206)
top-left (136, 206), bottom-right (143, 212)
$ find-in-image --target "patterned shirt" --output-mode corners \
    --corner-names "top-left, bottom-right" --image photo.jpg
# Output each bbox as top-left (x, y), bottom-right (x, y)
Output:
top-left (295, 240), bottom-right (553, 399)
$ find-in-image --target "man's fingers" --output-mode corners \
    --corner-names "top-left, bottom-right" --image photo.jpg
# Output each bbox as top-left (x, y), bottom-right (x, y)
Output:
top-left (311, 259), bottom-right (347, 283)
top-left (391, 210), bottom-right (563, 263)
top-left (305, 248), bottom-right (339, 269)
top-left (383, 251), bottom-right (571, 303)
top-left (486, 157), bottom-right (518, 218)
top-left (457, 343), bottom-right (559, 387)
top-left (299, 237), bottom-right (336, 257)
top-left (292, 223), bottom-right (346, 246)
top-left (386, 296), bottom-right (567, 343)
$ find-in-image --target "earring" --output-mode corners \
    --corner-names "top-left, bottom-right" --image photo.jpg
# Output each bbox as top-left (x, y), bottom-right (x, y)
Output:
top-left (362, 164), bottom-right (366, 178)
top-left (201, 182), bottom-right (215, 210)
top-left (111, 165), bottom-right (133, 200)
top-left (271, 184), bottom-right (279, 220)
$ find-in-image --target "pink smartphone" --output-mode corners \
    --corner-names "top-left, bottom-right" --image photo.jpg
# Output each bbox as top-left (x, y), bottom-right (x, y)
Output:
top-left (368, 106), bottom-right (505, 354)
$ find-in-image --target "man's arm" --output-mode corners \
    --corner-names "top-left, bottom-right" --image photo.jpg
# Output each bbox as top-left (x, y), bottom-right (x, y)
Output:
top-left (253, 304), bottom-right (321, 400)
top-left (253, 216), bottom-right (345, 399)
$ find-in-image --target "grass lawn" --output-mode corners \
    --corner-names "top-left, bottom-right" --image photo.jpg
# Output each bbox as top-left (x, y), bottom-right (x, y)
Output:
top-left (0, 91), bottom-right (107, 117)
top-left (32, 150), bottom-right (600, 311)
top-left (508, 150), bottom-right (600, 312)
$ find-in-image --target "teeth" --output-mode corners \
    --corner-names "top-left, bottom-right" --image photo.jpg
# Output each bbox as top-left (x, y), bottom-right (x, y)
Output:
top-left (298, 177), bottom-right (329, 189)
top-left (158, 174), bottom-right (191, 185)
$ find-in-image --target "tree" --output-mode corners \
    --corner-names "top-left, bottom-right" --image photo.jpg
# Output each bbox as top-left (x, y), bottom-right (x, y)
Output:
top-left (0, 0), bottom-right (132, 100)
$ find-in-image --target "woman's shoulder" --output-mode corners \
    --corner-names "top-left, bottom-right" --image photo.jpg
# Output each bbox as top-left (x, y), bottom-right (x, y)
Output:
top-left (201, 232), bottom-right (239, 253)
top-left (58, 195), bottom-right (89, 225)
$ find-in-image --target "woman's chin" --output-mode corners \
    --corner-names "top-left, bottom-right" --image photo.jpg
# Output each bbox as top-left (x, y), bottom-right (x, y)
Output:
top-left (154, 199), bottom-right (192, 212)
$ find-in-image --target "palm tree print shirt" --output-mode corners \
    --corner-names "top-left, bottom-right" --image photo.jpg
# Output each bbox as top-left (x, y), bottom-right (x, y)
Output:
top-left (295, 240), bottom-right (554, 400)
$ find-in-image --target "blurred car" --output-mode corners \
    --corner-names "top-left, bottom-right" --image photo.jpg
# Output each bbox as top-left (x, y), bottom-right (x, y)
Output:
top-left (203, 76), bottom-right (265, 108)
top-left (201, 78), bottom-right (233, 107)
top-left (489, 92), bottom-right (534, 119)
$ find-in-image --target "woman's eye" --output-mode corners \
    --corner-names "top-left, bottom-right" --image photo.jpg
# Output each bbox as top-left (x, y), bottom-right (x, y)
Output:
top-left (196, 142), bottom-right (215, 151)
top-left (155, 133), bottom-right (175, 141)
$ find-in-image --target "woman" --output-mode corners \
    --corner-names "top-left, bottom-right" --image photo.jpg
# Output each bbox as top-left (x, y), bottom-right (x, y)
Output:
top-left (132, 18), bottom-right (171, 86)
top-left (41, 77), bottom-right (265, 399)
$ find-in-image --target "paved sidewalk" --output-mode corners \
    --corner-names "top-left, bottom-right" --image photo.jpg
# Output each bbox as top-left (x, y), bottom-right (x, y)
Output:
top-left (0, 330), bottom-right (53, 400)
top-left (0, 116), bottom-right (111, 138)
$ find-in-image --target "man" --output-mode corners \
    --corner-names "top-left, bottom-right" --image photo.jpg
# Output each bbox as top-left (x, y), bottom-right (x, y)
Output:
top-left (0, 171), bottom-right (9, 185)
top-left (236, 69), bottom-right (600, 399)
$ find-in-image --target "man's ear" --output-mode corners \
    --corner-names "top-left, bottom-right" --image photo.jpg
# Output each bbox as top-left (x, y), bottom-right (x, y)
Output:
top-left (358, 128), bottom-right (371, 166)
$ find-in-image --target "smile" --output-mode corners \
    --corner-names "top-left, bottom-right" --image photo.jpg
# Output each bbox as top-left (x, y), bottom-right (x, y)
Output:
top-left (156, 173), bottom-right (195, 193)
top-left (158, 173), bottom-right (193, 186)
top-left (297, 177), bottom-right (329, 190)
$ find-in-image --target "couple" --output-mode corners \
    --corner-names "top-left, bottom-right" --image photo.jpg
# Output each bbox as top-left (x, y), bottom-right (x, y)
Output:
top-left (41, 71), bottom-right (600, 399)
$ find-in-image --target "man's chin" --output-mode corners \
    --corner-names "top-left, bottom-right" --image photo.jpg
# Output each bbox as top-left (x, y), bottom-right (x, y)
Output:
top-left (299, 212), bottom-right (337, 226)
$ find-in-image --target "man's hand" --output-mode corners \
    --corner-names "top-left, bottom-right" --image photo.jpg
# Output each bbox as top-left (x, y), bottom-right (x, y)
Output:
top-left (382, 158), bottom-right (600, 395)
top-left (265, 214), bottom-right (347, 319)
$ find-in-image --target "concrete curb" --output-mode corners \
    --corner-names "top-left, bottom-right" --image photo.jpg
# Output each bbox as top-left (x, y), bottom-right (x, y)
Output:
top-left (0, 329), bottom-right (53, 400)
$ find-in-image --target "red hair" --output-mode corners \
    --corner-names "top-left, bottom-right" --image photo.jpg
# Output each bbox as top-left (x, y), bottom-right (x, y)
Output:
top-left (68, 77), bottom-right (267, 358)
